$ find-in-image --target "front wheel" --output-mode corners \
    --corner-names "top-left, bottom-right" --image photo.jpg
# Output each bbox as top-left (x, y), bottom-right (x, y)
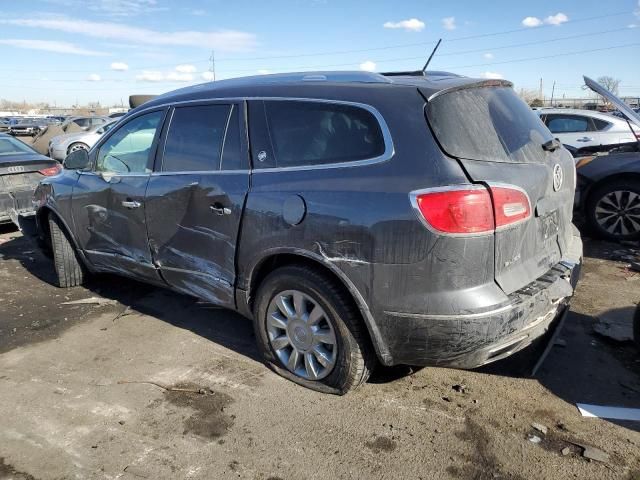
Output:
top-left (49, 214), bottom-right (85, 287)
top-left (253, 265), bottom-right (374, 394)
top-left (586, 179), bottom-right (640, 241)
top-left (67, 142), bottom-right (89, 156)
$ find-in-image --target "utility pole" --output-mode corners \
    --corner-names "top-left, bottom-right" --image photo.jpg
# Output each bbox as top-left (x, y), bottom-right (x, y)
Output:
top-left (550, 81), bottom-right (556, 106)
top-left (539, 78), bottom-right (543, 103)
top-left (209, 50), bottom-right (216, 82)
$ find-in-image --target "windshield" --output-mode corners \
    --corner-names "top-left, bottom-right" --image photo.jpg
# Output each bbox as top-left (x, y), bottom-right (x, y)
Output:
top-left (426, 86), bottom-right (553, 163)
top-left (0, 136), bottom-right (37, 156)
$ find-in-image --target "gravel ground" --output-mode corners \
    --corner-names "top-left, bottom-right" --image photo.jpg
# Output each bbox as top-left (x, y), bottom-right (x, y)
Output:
top-left (0, 224), bottom-right (638, 480)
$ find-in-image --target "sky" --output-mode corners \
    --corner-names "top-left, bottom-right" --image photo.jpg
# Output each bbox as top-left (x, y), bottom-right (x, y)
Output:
top-left (0, 0), bottom-right (639, 106)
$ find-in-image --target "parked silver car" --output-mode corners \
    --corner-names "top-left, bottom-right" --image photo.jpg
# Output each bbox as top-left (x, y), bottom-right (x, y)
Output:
top-left (48, 120), bottom-right (117, 161)
top-left (537, 108), bottom-right (639, 154)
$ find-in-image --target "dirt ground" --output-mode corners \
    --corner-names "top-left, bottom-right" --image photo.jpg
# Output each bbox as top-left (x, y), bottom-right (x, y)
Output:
top-left (0, 224), bottom-right (639, 480)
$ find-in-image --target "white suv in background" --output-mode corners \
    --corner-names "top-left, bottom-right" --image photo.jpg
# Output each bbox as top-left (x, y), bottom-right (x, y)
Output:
top-left (537, 108), bottom-right (639, 154)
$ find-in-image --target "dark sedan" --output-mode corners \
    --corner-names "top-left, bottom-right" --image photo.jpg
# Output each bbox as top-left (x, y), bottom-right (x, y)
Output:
top-left (8, 118), bottom-right (48, 137)
top-left (0, 133), bottom-right (61, 226)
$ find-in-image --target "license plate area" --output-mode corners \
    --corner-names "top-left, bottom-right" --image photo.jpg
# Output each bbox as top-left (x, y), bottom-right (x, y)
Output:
top-left (539, 209), bottom-right (559, 241)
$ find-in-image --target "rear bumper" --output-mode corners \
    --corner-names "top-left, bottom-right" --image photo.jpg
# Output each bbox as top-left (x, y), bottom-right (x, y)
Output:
top-left (0, 189), bottom-right (37, 226)
top-left (379, 228), bottom-right (582, 368)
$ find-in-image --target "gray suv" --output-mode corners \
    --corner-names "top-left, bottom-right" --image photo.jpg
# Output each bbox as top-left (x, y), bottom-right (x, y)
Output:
top-left (29, 71), bottom-right (582, 394)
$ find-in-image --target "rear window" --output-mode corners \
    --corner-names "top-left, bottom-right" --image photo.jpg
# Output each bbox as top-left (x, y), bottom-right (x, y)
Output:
top-left (426, 86), bottom-right (553, 163)
top-left (263, 100), bottom-right (385, 168)
top-left (0, 136), bottom-right (36, 156)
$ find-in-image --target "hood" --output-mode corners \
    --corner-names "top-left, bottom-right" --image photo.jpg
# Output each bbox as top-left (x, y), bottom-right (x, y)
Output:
top-left (584, 75), bottom-right (640, 128)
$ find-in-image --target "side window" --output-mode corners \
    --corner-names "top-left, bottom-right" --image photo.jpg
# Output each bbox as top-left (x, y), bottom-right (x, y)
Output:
top-left (220, 105), bottom-right (246, 170)
top-left (161, 104), bottom-right (230, 172)
top-left (96, 110), bottom-right (163, 174)
top-left (262, 100), bottom-right (386, 168)
top-left (75, 118), bottom-right (90, 128)
top-left (546, 115), bottom-right (590, 133)
top-left (592, 118), bottom-right (610, 131)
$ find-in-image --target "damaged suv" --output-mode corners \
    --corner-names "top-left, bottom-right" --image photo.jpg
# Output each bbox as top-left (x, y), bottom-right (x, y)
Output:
top-left (29, 71), bottom-right (582, 394)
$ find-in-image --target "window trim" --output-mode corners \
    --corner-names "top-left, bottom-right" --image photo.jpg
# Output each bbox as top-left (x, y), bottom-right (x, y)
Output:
top-left (131, 96), bottom-right (395, 173)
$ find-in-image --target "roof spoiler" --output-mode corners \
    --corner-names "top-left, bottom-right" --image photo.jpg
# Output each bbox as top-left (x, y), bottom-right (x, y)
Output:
top-left (129, 95), bottom-right (157, 109)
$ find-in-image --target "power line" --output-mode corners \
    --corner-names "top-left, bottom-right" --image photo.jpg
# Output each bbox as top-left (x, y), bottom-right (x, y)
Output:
top-left (4, 10), bottom-right (634, 75)
top-left (2, 42), bottom-right (639, 92)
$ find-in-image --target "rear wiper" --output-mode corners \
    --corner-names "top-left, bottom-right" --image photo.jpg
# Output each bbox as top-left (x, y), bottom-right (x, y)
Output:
top-left (542, 139), bottom-right (560, 152)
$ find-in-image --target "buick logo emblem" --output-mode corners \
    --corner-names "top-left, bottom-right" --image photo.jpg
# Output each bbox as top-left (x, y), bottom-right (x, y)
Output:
top-left (7, 165), bottom-right (25, 174)
top-left (552, 164), bottom-right (563, 192)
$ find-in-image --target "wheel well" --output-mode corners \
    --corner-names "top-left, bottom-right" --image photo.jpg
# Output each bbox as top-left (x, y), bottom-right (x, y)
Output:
top-left (248, 253), bottom-right (376, 350)
top-left (37, 207), bottom-right (52, 245)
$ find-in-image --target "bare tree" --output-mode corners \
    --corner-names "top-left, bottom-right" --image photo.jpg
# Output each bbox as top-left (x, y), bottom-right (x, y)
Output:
top-left (595, 76), bottom-right (621, 108)
top-left (518, 88), bottom-right (543, 107)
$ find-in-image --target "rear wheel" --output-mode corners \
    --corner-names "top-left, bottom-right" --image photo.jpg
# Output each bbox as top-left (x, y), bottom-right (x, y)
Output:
top-left (586, 179), bottom-right (640, 241)
top-left (48, 214), bottom-right (85, 287)
top-left (253, 265), bottom-right (374, 394)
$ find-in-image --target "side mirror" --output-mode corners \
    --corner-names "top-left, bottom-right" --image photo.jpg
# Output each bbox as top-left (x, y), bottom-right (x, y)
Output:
top-left (63, 149), bottom-right (90, 170)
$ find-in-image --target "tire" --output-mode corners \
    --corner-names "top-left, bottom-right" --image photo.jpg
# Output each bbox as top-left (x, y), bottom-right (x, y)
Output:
top-left (585, 179), bottom-right (640, 242)
top-left (67, 142), bottom-right (89, 155)
top-left (48, 214), bottom-right (85, 287)
top-left (253, 265), bottom-right (375, 395)
top-left (634, 304), bottom-right (640, 350)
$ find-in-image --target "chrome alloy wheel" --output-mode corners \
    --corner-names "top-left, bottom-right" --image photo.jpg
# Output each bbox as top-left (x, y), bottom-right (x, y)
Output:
top-left (266, 290), bottom-right (337, 381)
top-left (595, 190), bottom-right (640, 237)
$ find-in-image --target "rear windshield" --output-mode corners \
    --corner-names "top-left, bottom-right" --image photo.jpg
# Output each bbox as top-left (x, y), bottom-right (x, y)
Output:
top-left (426, 86), bottom-right (553, 163)
top-left (0, 136), bottom-right (36, 156)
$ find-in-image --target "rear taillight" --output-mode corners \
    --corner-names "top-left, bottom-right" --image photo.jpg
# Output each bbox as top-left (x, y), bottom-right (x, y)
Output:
top-left (39, 164), bottom-right (62, 176)
top-left (490, 185), bottom-right (531, 229)
top-left (411, 184), bottom-right (531, 235)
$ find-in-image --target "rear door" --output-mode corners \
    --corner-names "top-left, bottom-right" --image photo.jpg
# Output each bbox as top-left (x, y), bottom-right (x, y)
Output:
top-left (425, 85), bottom-right (576, 294)
top-left (145, 102), bottom-right (249, 307)
top-left (543, 114), bottom-right (600, 150)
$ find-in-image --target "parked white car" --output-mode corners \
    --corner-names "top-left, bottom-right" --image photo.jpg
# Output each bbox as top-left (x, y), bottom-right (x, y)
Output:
top-left (48, 120), bottom-right (117, 161)
top-left (536, 108), bottom-right (639, 154)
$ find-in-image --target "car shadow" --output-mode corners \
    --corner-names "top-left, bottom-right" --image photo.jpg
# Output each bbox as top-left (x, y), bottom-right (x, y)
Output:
top-left (1, 231), bottom-right (638, 434)
top-left (0, 231), bottom-right (261, 364)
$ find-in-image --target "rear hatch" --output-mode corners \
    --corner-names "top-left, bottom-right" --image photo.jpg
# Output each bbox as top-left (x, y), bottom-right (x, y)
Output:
top-left (424, 82), bottom-right (576, 294)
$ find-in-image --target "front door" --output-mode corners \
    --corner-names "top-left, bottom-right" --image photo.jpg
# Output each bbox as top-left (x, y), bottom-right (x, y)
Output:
top-left (544, 114), bottom-right (601, 151)
top-left (145, 102), bottom-right (249, 307)
top-left (71, 109), bottom-right (166, 281)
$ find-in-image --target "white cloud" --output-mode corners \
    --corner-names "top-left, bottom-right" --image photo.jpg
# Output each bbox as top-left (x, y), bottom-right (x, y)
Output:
top-left (481, 71), bottom-right (503, 79)
top-left (483, 53), bottom-right (494, 59)
top-left (629, 23), bottom-right (638, 28)
top-left (522, 12), bottom-right (568, 27)
top-left (136, 70), bottom-right (164, 82)
top-left (636, 0), bottom-right (640, 17)
top-left (201, 71), bottom-right (215, 81)
top-left (522, 16), bottom-right (543, 27)
top-left (442, 17), bottom-right (456, 30)
top-left (166, 71), bottom-right (193, 82)
top-left (0, 38), bottom-right (108, 56)
top-left (544, 12), bottom-right (568, 26)
top-left (175, 64), bottom-right (196, 73)
top-left (257, 69), bottom-right (271, 75)
top-left (110, 61), bottom-right (129, 71)
top-left (359, 60), bottom-right (376, 72)
top-left (87, 73), bottom-right (101, 81)
top-left (383, 18), bottom-right (425, 32)
top-left (190, 8), bottom-right (207, 16)
top-left (43, 0), bottom-right (165, 16)
top-left (2, 17), bottom-right (258, 52)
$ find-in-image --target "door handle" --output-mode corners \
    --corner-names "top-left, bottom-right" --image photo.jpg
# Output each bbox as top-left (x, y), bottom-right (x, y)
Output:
top-left (576, 137), bottom-right (594, 142)
top-left (210, 204), bottom-right (231, 215)
top-left (122, 200), bottom-right (141, 209)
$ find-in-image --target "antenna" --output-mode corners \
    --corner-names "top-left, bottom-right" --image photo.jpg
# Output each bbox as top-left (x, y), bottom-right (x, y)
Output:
top-left (422, 39), bottom-right (442, 74)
